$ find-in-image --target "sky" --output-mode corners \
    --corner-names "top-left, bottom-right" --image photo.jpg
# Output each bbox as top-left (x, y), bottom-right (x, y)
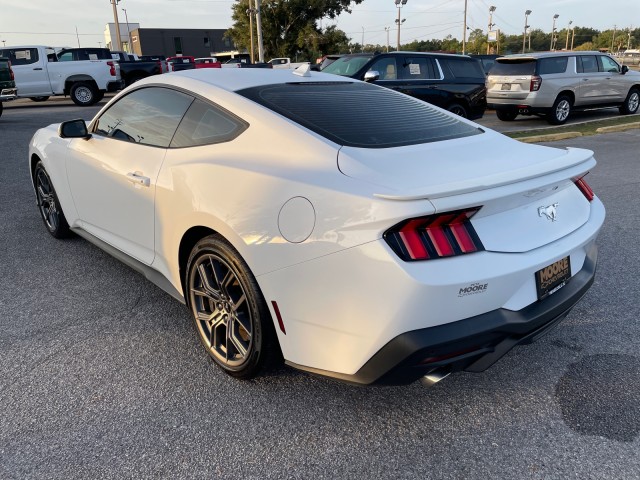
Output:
top-left (1, 0), bottom-right (638, 49)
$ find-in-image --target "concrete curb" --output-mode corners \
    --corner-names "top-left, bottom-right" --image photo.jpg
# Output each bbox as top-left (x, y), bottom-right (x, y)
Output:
top-left (515, 132), bottom-right (583, 143)
top-left (596, 122), bottom-right (640, 133)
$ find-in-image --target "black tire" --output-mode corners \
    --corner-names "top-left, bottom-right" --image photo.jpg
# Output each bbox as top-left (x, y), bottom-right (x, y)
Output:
top-left (29, 96), bottom-right (50, 102)
top-left (70, 82), bottom-right (98, 106)
top-left (619, 88), bottom-right (640, 115)
top-left (496, 109), bottom-right (518, 121)
top-left (186, 235), bottom-right (282, 379)
top-left (33, 161), bottom-right (71, 239)
top-left (547, 95), bottom-right (572, 125)
top-left (93, 91), bottom-right (105, 103)
top-left (0, 102), bottom-right (3, 118)
top-left (446, 103), bottom-right (468, 118)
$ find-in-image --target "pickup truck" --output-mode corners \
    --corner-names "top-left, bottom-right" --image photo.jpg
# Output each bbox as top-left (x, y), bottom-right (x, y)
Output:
top-left (268, 57), bottom-right (310, 69)
top-left (0, 57), bottom-right (18, 118)
top-left (0, 45), bottom-right (122, 106)
top-left (166, 56), bottom-right (196, 72)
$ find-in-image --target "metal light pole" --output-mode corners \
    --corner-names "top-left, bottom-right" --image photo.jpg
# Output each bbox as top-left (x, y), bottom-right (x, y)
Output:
top-left (462, 0), bottom-right (468, 54)
top-left (565, 20), bottom-right (572, 50)
top-left (571, 27), bottom-right (575, 50)
top-left (523, 10), bottom-right (531, 54)
top-left (395, 0), bottom-right (407, 51)
top-left (361, 26), bottom-right (365, 52)
top-left (385, 27), bottom-right (390, 52)
top-left (122, 8), bottom-right (132, 53)
top-left (550, 14), bottom-right (559, 50)
top-left (487, 6), bottom-right (496, 54)
top-left (246, 8), bottom-right (255, 63)
top-left (110, 0), bottom-right (122, 51)
top-left (255, 0), bottom-right (265, 62)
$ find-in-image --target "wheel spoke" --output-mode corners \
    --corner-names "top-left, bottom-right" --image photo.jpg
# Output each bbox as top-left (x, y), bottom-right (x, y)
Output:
top-left (231, 292), bottom-right (246, 312)
top-left (229, 329), bottom-right (248, 358)
top-left (197, 262), bottom-right (221, 300)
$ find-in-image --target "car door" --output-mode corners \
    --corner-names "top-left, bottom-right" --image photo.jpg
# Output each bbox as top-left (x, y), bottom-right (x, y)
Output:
top-left (396, 55), bottom-right (444, 107)
top-left (66, 87), bottom-right (193, 265)
top-left (576, 55), bottom-right (605, 105)
top-left (598, 55), bottom-right (627, 102)
top-left (0, 47), bottom-right (52, 96)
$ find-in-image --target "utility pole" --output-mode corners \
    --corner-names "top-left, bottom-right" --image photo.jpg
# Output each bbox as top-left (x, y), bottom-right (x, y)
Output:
top-left (122, 8), bottom-right (132, 53)
top-left (565, 20), bottom-right (572, 50)
top-left (76, 26), bottom-right (81, 48)
top-left (246, 7), bottom-right (255, 63)
top-left (361, 27), bottom-right (365, 52)
top-left (571, 27), bottom-right (575, 50)
top-left (462, 0), bottom-right (468, 54)
top-left (255, 0), bottom-right (265, 62)
top-left (384, 27), bottom-right (390, 52)
top-left (523, 10), bottom-right (531, 54)
top-left (395, 0), bottom-right (407, 51)
top-left (110, 0), bottom-right (122, 51)
top-left (487, 6), bottom-right (496, 54)
top-left (550, 14), bottom-right (559, 50)
top-left (611, 25), bottom-right (616, 53)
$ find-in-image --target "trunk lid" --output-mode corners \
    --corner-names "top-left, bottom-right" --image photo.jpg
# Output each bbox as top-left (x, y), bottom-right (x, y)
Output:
top-left (338, 131), bottom-right (597, 253)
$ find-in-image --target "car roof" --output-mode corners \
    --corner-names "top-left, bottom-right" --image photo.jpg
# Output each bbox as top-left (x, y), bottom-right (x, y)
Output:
top-left (339, 51), bottom-right (472, 60)
top-left (149, 68), bottom-right (356, 93)
top-left (498, 51), bottom-right (606, 60)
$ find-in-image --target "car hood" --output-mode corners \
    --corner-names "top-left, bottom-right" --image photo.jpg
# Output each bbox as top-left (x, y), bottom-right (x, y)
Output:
top-left (337, 130), bottom-right (595, 201)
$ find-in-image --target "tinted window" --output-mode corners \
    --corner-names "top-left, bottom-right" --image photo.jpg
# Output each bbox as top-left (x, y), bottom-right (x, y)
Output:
top-left (440, 58), bottom-right (485, 79)
top-left (399, 57), bottom-right (438, 80)
top-left (368, 57), bottom-right (399, 80)
top-left (237, 82), bottom-right (481, 149)
top-left (322, 56), bottom-right (372, 76)
top-left (58, 52), bottom-right (74, 62)
top-left (538, 57), bottom-right (568, 74)
top-left (94, 87), bottom-right (193, 148)
top-left (599, 55), bottom-right (620, 73)
top-left (0, 48), bottom-right (39, 66)
top-left (171, 99), bottom-right (247, 148)
top-left (489, 59), bottom-right (536, 75)
top-left (577, 56), bottom-right (599, 73)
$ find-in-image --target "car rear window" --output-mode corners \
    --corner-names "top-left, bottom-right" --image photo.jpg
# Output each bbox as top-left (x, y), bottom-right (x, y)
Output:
top-left (489, 59), bottom-right (536, 76)
top-left (237, 82), bottom-right (481, 149)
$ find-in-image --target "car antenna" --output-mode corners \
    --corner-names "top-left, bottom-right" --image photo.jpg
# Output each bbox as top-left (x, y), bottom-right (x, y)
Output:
top-left (293, 64), bottom-right (312, 77)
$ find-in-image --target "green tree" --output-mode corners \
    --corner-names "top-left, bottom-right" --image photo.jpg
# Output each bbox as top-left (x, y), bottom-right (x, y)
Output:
top-left (226, 0), bottom-right (362, 61)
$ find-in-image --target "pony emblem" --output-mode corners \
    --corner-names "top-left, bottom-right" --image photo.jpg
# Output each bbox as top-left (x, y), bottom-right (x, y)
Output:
top-left (538, 203), bottom-right (558, 222)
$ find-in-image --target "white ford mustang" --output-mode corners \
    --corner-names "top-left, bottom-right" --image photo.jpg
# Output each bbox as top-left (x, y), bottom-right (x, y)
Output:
top-left (28, 67), bottom-right (605, 386)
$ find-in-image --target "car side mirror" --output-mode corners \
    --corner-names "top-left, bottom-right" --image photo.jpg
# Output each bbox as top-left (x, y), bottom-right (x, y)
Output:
top-left (621, 65), bottom-right (629, 74)
top-left (364, 70), bottom-right (380, 82)
top-left (58, 119), bottom-right (91, 139)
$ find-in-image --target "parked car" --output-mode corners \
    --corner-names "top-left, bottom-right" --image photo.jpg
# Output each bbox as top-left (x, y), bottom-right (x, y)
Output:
top-left (0, 45), bottom-right (122, 106)
top-left (0, 56), bottom-right (18, 118)
top-left (322, 51), bottom-right (487, 119)
top-left (470, 54), bottom-right (500, 74)
top-left (167, 56), bottom-right (196, 72)
top-left (28, 69), bottom-right (604, 386)
top-left (619, 49), bottom-right (640, 66)
top-left (311, 54), bottom-right (343, 71)
top-left (110, 50), bottom-right (168, 86)
top-left (267, 57), bottom-right (310, 69)
top-left (195, 57), bottom-right (222, 69)
top-left (486, 51), bottom-right (640, 124)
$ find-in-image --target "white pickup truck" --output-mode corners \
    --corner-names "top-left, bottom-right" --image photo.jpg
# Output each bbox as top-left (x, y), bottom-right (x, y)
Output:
top-left (0, 45), bottom-right (123, 106)
top-left (268, 58), bottom-right (310, 69)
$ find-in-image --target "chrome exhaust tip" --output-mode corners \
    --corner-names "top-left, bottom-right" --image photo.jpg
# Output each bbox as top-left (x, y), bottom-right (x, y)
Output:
top-left (420, 368), bottom-right (452, 387)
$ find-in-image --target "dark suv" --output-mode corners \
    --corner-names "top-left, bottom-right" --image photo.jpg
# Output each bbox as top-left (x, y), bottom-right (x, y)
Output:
top-left (322, 52), bottom-right (487, 119)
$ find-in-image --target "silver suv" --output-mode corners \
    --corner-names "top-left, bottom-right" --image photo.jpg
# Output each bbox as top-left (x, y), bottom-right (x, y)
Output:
top-left (487, 51), bottom-right (640, 124)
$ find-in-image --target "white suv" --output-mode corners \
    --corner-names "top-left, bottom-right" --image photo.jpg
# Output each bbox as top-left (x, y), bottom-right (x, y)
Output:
top-left (487, 51), bottom-right (640, 124)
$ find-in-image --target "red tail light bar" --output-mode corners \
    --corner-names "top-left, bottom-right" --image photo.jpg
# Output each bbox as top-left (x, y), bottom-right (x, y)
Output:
top-left (107, 61), bottom-right (116, 76)
top-left (530, 75), bottom-right (542, 92)
top-left (384, 207), bottom-right (484, 262)
top-left (8, 61), bottom-right (15, 81)
top-left (574, 175), bottom-right (594, 202)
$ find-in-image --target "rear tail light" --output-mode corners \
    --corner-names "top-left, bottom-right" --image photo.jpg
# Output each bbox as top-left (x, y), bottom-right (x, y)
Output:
top-left (384, 207), bottom-right (484, 261)
top-left (574, 176), bottom-right (594, 202)
top-left (530, 75), bottom-right (542, 91)
top-left (107, 61), bottom-right (116, 76)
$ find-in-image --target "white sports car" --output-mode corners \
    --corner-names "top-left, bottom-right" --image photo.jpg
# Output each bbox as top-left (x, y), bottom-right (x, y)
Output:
top-left (29, 67), bottom-right (605, 386)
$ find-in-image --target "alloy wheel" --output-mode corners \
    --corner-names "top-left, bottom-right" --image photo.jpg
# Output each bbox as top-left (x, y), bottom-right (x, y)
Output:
top-left (36, 168), bottom-right (60, 232)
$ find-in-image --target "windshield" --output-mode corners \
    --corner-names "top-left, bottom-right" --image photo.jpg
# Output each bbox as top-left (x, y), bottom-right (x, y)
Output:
top-left (322, 56), bottom-right (371, 76)
top-left (237, 82), bottom-right (481, 149)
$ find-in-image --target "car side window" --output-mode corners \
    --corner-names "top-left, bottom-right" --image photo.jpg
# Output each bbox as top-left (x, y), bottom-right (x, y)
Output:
top-left (399, 57), bottom-right (437, 80)
top-left (577, 56), bottom-right (599, 73)
top-left (171, 99), bottom-right (248, 148)
top-left (58, 52), bottom-right (74, 62)
top-left (538, 57), bottom-right (568, 75)
top-left (94, 87), bottom-right (194, 148)
top-left (0, 48), bottom-right (39, 66)
top-left (598, 55), bottom-right (620, 73)
top-left (368, 57), bottom-right (399, 80)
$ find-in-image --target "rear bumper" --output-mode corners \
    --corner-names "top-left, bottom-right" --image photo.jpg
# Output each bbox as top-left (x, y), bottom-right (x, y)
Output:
top-left (0, 87), bottom-right (17, 102)
top-left (106, 80), bottom-right (124, 92)
top-left (289, 244), bottom-right (597, 385)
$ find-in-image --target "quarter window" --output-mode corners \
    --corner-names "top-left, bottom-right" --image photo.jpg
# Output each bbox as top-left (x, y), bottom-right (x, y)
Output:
top-left (538, 57), bottom-right (568, 75)
top-left (94, 87), bottom-right (193, 148)
top-left (171, 99), bottom-right (247, 148)
top-left (440, 58), bottom-right (485, 79)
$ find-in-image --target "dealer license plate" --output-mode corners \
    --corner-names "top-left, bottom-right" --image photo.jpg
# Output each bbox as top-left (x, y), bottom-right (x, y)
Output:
top-left (501, 83), bottom-right (511, 90)
top-left (535, 256), bottom-right (571, 300)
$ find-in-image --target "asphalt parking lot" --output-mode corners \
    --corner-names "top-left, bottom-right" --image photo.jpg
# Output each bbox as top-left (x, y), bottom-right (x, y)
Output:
top-left (1, 100), bottom-right (639, 479)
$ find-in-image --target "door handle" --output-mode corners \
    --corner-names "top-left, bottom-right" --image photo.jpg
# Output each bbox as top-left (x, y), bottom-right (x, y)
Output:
top-left (126, 172), bottom-right (150, 187)
top-left (33, 67), bottom-right (43, 70)
top-left (582, 78), bottom-right (589, 81)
